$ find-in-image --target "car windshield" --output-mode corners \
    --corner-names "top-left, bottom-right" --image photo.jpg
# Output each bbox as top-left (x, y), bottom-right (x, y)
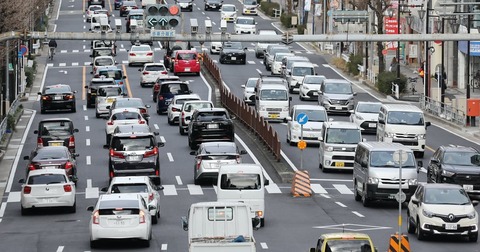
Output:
top-left (95, 58), bottom-right (114, 66)
top-left (112, 112), bottom-right (141, 120)
top-left (132, 46), bottom-right (151, 52)
top-left (184, 102), bottom-right (212, 112)
top-left (294, 109), bottom-right (327, 122)
top-left (28, 174), bottom-right (67, 185)
top-left (443, 151), bottom-right (480, 166)
top-left (98, 87), bottom-right (122, 97)
top-left (223, 5), bottom-right (235, 11)
top-left (45, 85), bottom-right (70, 94)
top-left (114, 99), bottom-right (143, 108)
top-left (386, 111), bottom-right (424, 125)
top-left (246, 79), bottom-right (258, 87)
top-left (357, 103), bottom-right (381, 113)
top-left (201, 155), bottom-right (237, 160)
top-left (197, 112), bottom-right (228, 121)
top-left (260, 89), bottom-right (287, 100)
top-left (324, 82), bottom-right (353, 94)
top-left (129, 15), bottom-right (142, 20)
top-left (123, 1), bottom-right (136, 7)
top-left (236, 18), bottom-right (255, 25)
top-left (324, 239), bottom-right (372, 252)
top-left (98, 70), bottom-right (122, 79)
top-left (244, 0), bottom-right (257, 5)
top-left (145, 65), bottom-right (165, 71)
top-left (41, 121), bottom-right (72, 136)
top-left (292, 67), bottom-right (314, 76)
top-left (271, 47), bottom-right (290, 56)
top-left (286, 59), bottom-right (309, 69)
top-left (111, 136), bottom-right (154, 151)
top-left (325, 128), bottom-right (361, 144)
top-left (369, 151), bottom-right (416, 168)
top-left (35, 149), bottom-right (68, 160)
top-left (110, 183), bottom-right (149, 193)
top-left (304, 76), bottom-right (325, 84)
top-left (177, 53), bottom-right (196, 60)
top-left (424, 188), bottom-right (471, 205)
top-left (224, 42), bottom-right (243, 50)
top-left (220, 174), bottom-right (261, 190)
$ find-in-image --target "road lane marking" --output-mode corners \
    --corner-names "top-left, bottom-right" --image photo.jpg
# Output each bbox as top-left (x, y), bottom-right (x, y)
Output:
top-left (122, 64), bottom-right (133, 97)
top-left (333, 184), bottom-right (353, 194)
top-left (167, 153), bottom-right (174, 162)
top-left (187, 184), bottom-right (204, 195)
top-left (83, 105), bottom-right (87, 111)
top-left (7, 192), bottom-right (20, 202)
top-left (163, 185), bottom-right (178, 196)
top-left (85, 179), bottom-right (99, 199)
top-left (86, 139), bottom-right (90, 146)
top-left (311, 184), bottom-right (328, 194)
top-left (260, 242), bottom-right (269, 249)
top-left (320, 194), bottom-right (331, 199)
top-left (0, 202), bottom-right (6, 219)
top-left (56, 246), bottom-right (64, 252)
top-left (84, 115), bottom-right (88, 121)
top-left (82, 66), bottom-right (86, 100)
top-left (86, 126), bottom-right (90, 132)
top-left (256, 68), bottom-right (262, 74)
top-left (335, 202), bottom-right (347, 208)
top-left (86, 156), bottom-right (91, 165)
top-left (175, 176), bottom-right (183, 185)
top-left (200, 73), bottom-right (212, 101)
top-left (352, 211), bottom-right (365, 217)
top-left (161, 244), bottom-right (168, 250)
top-left (160, 136), bottom-right (166, 143)
top-left (310, 178), bottom-right (352, 182)
top-left (154, 124), bottom-right (159, 129)
top-left (248, 61), bottom-right (256, 64)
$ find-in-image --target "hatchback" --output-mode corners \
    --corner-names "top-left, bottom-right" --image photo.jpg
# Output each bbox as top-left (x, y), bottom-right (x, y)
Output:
top-left (91, 56), bottom-right (116, 74)
top-left (139, 63), bottom-right (168, 87)
top-left (128, 44), bottom-right (154, 66)
top-left (156, 81), bottom-right (192, 114)
top-left (119, 0), bottom-right (138, 16)
top-left (107, 97), bottom-right (151, 124)
top-left (23, 146), bottom-right (79, 181)
top-left (34, 118), bottom-right (79, 153)
top-left (173, 50), bottom-right (201, 76)
top-left (105, 108), bottom-right (147, 144)
top-left (299, 75), bottom-right (326, 101)
top-left (95, 85), bottom-right (124, 118)
top-left (167, 94), bottom-right (201, 125)
top-left (38, 84), bottom-right (77, 114)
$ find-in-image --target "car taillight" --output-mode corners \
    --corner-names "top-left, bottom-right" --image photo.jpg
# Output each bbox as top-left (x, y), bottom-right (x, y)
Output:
top-left (148, 193), bottom-right (154, 202)
top-left (23, 186), bottom-right (31, 194)
top-left (159, 95), bottom-right (164, 101)
top-left (92, 210), bottom-right (100, 224)
top-left (37, 137), bottom-right (43, 148)
top-left (155, 170), bottom-right (159, 176)
top-left (196, 157), bottom-right (202, 170)
top-left (63, 184), bottom-right (72, 192)
top-left (146, 52), bottom-right (153, 56)
top-left (119, 81), bottom-right (124, 85)
top-left (144, 147), bottom-right (158, 158)
top-left (140, 108), bottom-right (147, 114)
top-left (65, 161), bottom-right (73, 169)
top-left (107, 121), bottom-right (114, 125)
top-left (42, 95), bottom-right (51, 100)
top-left (161, 71), bottom-right (167, 75)
top-left (138, 120), bottom-right (146, 124)
top-left (172, 107), bottom-right (178, 112)
top-left (143, 71), bottom-right (149, 75)
top-left (28, 164), bottom-right (36, 171)
top-left (129, 53), bottom-right (136, 56)
top-left (64, 95), bottom-right (74, 100)
top-left (110, 149), bottom-right (125, 158)
top-left (139, 210), bottom-right (146, 223)
top-left (154, 85), bottom-right (160, 91)
top-left (69, 136), bottom-right (75, 147)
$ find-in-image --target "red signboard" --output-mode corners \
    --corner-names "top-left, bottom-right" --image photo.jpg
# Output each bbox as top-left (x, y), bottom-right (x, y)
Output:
top-left (384, 17), bottom-right (398, 50)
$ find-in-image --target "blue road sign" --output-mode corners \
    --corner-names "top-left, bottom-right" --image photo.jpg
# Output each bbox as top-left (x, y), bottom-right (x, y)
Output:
top-left (296, 113), bottom-right (309, 125)
top-left (17, 51), bottom-right (22, 58)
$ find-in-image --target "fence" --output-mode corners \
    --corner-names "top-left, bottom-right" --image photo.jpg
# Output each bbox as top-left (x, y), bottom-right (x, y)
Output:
top-left (0, 97), bottom-right (21, 143)
top-left (420, 95), bottom-right (466, 126)
top-left (202, 54), bottom-right (281, 161)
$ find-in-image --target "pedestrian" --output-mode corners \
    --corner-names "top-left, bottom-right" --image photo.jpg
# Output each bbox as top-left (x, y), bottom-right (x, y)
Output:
top-left (389, 57), bottom-right (397, 72)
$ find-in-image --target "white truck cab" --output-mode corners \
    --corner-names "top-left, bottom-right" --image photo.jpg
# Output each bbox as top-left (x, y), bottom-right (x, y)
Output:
top-left (255, 83), bottom-right (291, 121)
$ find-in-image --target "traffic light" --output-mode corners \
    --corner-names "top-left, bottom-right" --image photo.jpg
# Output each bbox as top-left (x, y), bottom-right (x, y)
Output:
top-left (145, 4), bottom-right (181, 29)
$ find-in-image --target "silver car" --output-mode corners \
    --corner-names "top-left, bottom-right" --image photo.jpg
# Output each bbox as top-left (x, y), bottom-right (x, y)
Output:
top-left (190, 142), bottom-right (247, 185)
top-left (95, 85), bottom-right (124, 118)
top-left (318, 79), bottom-right (357, 115)
top-left (254, 30), bottom-right (277, 58)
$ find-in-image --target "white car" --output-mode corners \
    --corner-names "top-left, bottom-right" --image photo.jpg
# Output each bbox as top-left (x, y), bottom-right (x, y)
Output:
top-left (210, 41), bottom-right (223, 54)
top-left (167, 94), bottom-right (201, 125)
top-left (178, 100), bottom-right (214, 135)
top-left (286, 105), bottom-right (328, 146)
top-left (234, 16), bottom-right (257, 34)
top-left (88, 193), bottom-right (152, 248)
top-left (241, 77), bottom-right (258, 104)
top-left (407, 183), bottom-right (479, 242)
top-left (139, 63), bottom-right (168, 87)
top-left (254, 30), bottom-right (277, 58)
top-left (271, 52), bottom-right (294, 75)
top-left (128, 44), bottom-right (154, 66)
top-left (105, 107), bottom-right (147, 144)
top-left (349, 101), bottom-right (382, 134)
top-left (20, 169), bottom-right (76, 215)
top-left (86, 5), bottom-right (103, 22)
top-left (221, 4), bottom-right (237, 22)
top-left (102, 176), bottom-right (163, 224)
top-left (299, 75), bottom-right (326, 101)
top-left (95, 85), bottom-right (124, 118)
top-left (91, 55), bottom-right (116, 74)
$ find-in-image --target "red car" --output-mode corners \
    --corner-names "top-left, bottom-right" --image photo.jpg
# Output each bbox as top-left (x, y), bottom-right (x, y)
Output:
top-left (23, 146), bottom-right (79, 182)
top-left (173, 50), bottom-right (201, 76)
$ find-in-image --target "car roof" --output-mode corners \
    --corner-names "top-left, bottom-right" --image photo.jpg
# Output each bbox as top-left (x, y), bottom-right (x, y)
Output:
top-left (131, 44), bottom-right (151, 48)
top-left (127, 9), bottom-right (143, 15)
top-left (260, 84), bottom-right (287, 90)
top-left (292, 61), bottom-right (315, 67)
top-left (144, 63), bottom-right (165, 66)
top-left (381, 103), bottom-right (423, 112)
top-left (45, 84), bottom-right (71, 88)
top-left (96, 65), bottom-right (120, 71)
top-left (359, 141), bottom-right (413, 152)
top-left (319, 232), bottom-right (372, 240)
top-left (111, 107), bottom-right (141, 114)
top-left (28, 168), bottom-right (68, 176)
top-left (110, 176), bottom-right (150, 184)
top-left (196, 107), bottom-right (227, 113)
top-left (39, 117), bottom-right (73, 123)
top-left (99, 193), bottom-right (141, 201)
top-left (223, 4), bottom-right (236, 7)
top-left (200, 141), bottom-right (237, 149)
top-left (421, 183), bottom-right (463, 189)
top-left (160, 81), bottom-right (189, 85)
top-left (237, 16), bottom-right (255, 20)
top-left (323, 121), bottom-right (360, 129)
top-left (173, 94), bottom-right (201, 100)
top-left (440, 144), bottom-right (478, 152)
top-left (176, 50), bottom-right (197, 54)
top-left (98, 84), bottom-right (121, 89)
top-left (114, 124), bottom-right (151, 133)
top-left (115, 97), bottom-right (143, 102)
top-left (293, 104), bottom-right (326, 111)
top-left (323, 79), bottom-right (350, 84)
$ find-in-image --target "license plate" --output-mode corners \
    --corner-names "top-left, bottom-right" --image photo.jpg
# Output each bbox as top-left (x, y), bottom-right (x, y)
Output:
top-left (268, 114), bottom-right (279, 118)
top-left (106, 98), bottom-right (115, 103)
top-left (114, 220), bottom-right (126, 226)
top-left (369, 123), bottom-right (377, 128)
top-left (41, 198), bottom-right (56, 203)
top-left (185, 67), bottom-right (190, 72)
top-left (335, 162), bottom-right (344, 167)
top-left (463, 184), bottom-right (474, 191)
top-left (43, 166), bottom-right (57, 169)
top-left (445, 223), bottom-right (457, 230)
top-left (49, 142), bottom-right (63, 147)
top-left (246, 10), bottom-right (250, 13)
top-left (330, 106), bottom-right (336, 110)
top-left (207, 124), bottom-right (218, 129)
top-left (54, 96), bottom-right (62, 100)
top-left (231, 57), bottom-right (236, 60)
top-left (313, 92), bottom-right (318, 96)
top-left (126, 155), bottom-right (142, 162)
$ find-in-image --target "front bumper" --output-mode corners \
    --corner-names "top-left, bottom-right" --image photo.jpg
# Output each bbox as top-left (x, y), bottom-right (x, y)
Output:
top-left (366, 184), bottom-right (417, 201)
top-left (299, 88), bottom-right (319, 100)
top-left (290, 129), bottom-right (321, 144)
top-left (322, 102), bottom-right (354, 114)
top-left (258, 111), bottom-right (288, 121)
top-left (418, 215), bottom-right (478, 237)
top-left (321, 151), bottom-right (355, 170)
top-left (382, 136), bottom-right (426, 152)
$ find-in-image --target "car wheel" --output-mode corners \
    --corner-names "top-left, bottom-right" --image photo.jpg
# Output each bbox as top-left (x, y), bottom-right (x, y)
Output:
top-left (469, 233), bottom-right (478, 242)
top-left (153, 96), bottom-right (157, 103)
top-left (260, 218), bottom-right (265, 227)
top-left (140, 82), bottom-right (145, 88)
top-left (219, 58), bottom-right (224, 64)
top-left (21, 206), bottom-right (30, 216)
top-left (426, 170), bottom-right (432, 183)
top-left (90, 240), bottom-right (99, 249)
top-left (255, 52), bottom-right (260, 58)
top-left (179, 127), bottom-right (186, 135)
top-left (40, 108), bottom-right (45, 114)
top-left (68, 201), bottom-right (76, 213)
top-left (242, 59), bottom-right (246, 65)
top-left (321, 163), bottom-right (329, 173)
top-left (167, 116), bottom-right (173, 125)
top-left (152, 214), bottom-right (158, 224)
top-left (142, 239), bottom-right (150, 248)
top-left (416, 217), bottom-right (426, 240)
top-left (288, 87), bottom-right (294, 94)
top-left (95, 112), bottom-right (100, 118)
top-left (362, 184), bottom-right (370, 207)
top-left (188, 138), bottom-right (196, 150)
top-left (407, 212), bottom-right (415, 234)
top-left (353, 180), bottom-right (361, 201)
top-left (72, 105), bottom-right (76, 113)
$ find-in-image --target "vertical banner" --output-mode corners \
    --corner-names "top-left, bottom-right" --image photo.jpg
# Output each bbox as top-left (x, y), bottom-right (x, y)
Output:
top-left (384, 17), bottom-right (398, 50)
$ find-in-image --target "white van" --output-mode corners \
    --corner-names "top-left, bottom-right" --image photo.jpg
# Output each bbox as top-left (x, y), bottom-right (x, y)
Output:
top-left (376, 104), bottom-right (431, 158)
top-left (255, 84), bottom-right (291, 121)
top-left (287, 61), bottom-right (315, 93)
top-left (242, 0), bottom-right (259, 15)
top-left (217, 164), bottom-right (269, 227)
top-left (353, 142), bottom-right (421, 207)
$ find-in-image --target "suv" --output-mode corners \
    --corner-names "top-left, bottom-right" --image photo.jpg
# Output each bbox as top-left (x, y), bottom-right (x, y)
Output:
top-left (318, 79), bottom-right (356, 115)
top-left (156, 81), bottom-right (192, 114)
top-left (179, 100), bottom-right (214, 135)
top-left (34, 118), bottom-right (79, 153)
top-left (105, 131), bottom-right (165, 184)
top-left (427, 145), bottom-right (480, 199)
top-left (85, 76), bottom-right (116, 108)
top-left (187, 108), bottom-right (235, 149)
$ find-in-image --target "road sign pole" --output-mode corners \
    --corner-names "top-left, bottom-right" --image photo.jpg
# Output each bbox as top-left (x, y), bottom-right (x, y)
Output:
top-left (300, 124), bottom-right (303, 170)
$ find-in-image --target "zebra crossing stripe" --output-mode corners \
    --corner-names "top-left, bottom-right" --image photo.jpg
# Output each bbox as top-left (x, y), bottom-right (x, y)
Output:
top-left (163, 185), bottom-right (178, 196)
top-left (333, 184), bottom-right (353, 194)
top-left (187, 184), bottom-right (203, 195)
top-left (311, 184), bottom-right (328, 194)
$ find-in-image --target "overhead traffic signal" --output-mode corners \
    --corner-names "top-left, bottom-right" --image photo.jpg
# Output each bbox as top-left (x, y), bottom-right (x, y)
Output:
top-left (145, 4), bottom-right (181, 29)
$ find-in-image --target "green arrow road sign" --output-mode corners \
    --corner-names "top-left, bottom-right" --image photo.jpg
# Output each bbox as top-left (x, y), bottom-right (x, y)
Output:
top-left (158, 18), bottom-right (168, 27)
top-left (147, 17), bottom-right (158, 27)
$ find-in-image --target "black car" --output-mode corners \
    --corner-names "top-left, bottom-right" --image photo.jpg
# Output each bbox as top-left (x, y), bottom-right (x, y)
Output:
top-left (204, 0), bottom-right (223, 10)
top-left (34, 118), bottom-right (79, 153)
top-left (156, 81), bottom-right (192, 114)
top-left (24, 146), bottom-right (79, 181)
top-left (38, 84), bottom-right (77, 114)
top-left (152, 75), bottom-right (180, 102)
top-left (219, 42), bottom-right (247, 64)
top-left (105, 132), bottom-right (165, 184)
top-left (427, 145), bottom-right (480, 199)
top-left (85, 76), bottom-right (117, 108)
top-left (187, 108), bottom-right (235, 149)
top-left (114, 0), bottom-right (123, 10)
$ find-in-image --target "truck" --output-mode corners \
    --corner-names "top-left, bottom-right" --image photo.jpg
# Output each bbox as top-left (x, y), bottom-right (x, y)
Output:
top-left (181, 201), bottom-right (258, 252)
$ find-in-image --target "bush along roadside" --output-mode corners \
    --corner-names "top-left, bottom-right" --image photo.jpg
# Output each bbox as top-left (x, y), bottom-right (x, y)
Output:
top-left (259, 1), bottom-right (280, 17)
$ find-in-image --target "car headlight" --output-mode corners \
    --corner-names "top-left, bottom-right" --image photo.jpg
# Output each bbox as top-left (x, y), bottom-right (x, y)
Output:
top-left (384, 132), bottom-right (395, 138)
top-left (355, 114), bottom-right (364, 121)
top-left (408, 178), bottom-right (418, 185)
top-left (323, 98), bottom-right (331, 104)
top-left (441, 169), bottom-right (455, 177)
top-left (467, 211), bottom-right (476, 219)
top-left (367, 177), bottom-right (379, 184)
top-left (417, 134), bottom-right (426, 139)
top-left (326, 146), bottom-right (333, 152)
top-left (422, 209), bottom-right (434, 218)
top-left (259, 106), bottom-right (266, 111)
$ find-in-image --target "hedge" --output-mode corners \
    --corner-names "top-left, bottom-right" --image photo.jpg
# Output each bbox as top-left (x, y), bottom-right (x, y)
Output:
top-left (376, 71), bottom-right (407, 95)
top-left (346, 54), bottom-right (363, 76)
top-left (259, 2), bottom-right (280, 17)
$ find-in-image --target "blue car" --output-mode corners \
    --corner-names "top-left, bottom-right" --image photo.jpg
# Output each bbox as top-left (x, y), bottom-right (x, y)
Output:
top-left (114, 0), bottom-right (123, 10)
top-left (156, 81), bottom-right (192, 114)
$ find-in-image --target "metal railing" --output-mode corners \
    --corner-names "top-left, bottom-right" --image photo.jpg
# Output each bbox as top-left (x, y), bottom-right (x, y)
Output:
top-left (202, 54), bottom-right (281, 161)
top-left (420, 95), bottom-right (467, 126)
top-left (0, 97), bottom-right (21, 144)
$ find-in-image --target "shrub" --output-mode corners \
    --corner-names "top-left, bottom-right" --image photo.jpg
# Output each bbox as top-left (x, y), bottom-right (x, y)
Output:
top-left (297, 24), bottom-right (306, 34)
top-left (376, 71), bottom-right (407, 95)
top-left (259, 2), bottom-right (279, 17)
top-left (7, 114), bottom-right (15, 132)
top-left (280, 13), bottom-right (297, 28)
top-left (331, 57), bottom-right (347, 71)
top-left (346, 54), bottom-right (363, 76)
top-left (25, 67), bottom-right (35, 88)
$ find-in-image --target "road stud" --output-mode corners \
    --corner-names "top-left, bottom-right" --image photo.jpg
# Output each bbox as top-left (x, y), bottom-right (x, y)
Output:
top-left (291, 170), bottom-right (312, 197)
top-left (388, 233), bottom-right (410, 252)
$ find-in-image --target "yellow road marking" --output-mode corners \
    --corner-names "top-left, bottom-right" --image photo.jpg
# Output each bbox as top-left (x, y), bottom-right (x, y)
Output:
top-left (107, 0), bottom-right (113, 12)
top-left (122, 64), bottom-right (133, 98)
top-left (82, 66), bottom-right (86, 100)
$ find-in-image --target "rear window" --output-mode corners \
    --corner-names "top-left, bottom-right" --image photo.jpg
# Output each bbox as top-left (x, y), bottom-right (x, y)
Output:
top-left (176, 98), bottom-right (199, 105)
top-left (114, 99), bottom-right (143, 108)
top-left (28, 174), bottom-right (67, 185)
top-left (94, 49), bottom-right (112, 57)
top-left (45, 86), bottom-right (70, 94)
top-left (219, 173), bottom-right (261, 190)
top-left (110, 183), bottom-right (149, 193)
top-left (184, 102), bottom-right (212, 112)
top-left (292, 67), bottom-right (314, 76)
top-left (197, 111), bottom-right (228, 121)
top-left (111, 136), bottom-right (155, 151)
top-left (202, 145), bottom-right (237, 154)
top-left (202, 155), bottom-right (237, 160)
top-left (91, 80), bottom-right (115, 86)
top-left (95, 58), bottom-right (114, 66)
top-left (177, 53), bottom-right (197, 60)
top-left (129, 15), bottom-right (143, 20)
top-left (35, 148), bottom-right (69, 159)
top-left (98, 70), bottom-right (122, 79)
top-left (98, 86), bottom-right (122, 96)
top-left (112, 112), bottom-right (142, 120)
top-left (40, 121), bottom-right (72, 135)
top-left (145, 65), bottom-right (165, 71)
top-left (160, 84), bottom-right (190, 95)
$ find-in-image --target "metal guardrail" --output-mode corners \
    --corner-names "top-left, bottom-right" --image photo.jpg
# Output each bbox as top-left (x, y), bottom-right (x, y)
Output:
top-left (420, 95), bottom-right (467, 126)
top-left (0, 97), bottom-right (21, 144)
top-left (202, 54), bottom-right (281, 161)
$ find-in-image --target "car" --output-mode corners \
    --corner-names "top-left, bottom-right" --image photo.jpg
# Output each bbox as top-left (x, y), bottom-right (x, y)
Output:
top-left (86, 5), bottom-right (103, 22)
top-left (176, 0), bottom-right (193, 11)
top-left (104, 131), bottom-right (164, 184)
top-left (271, 52), bottom-right (294, 75)
top-left (299, 75), bottom-right (326, 101)
top-left (308, 232), bottom-right (376, 252)
top-left (88, 0), bottom-right (105, 7)
top-left (349, 101), bottom-right (382, 134)
top-left (427, 145), bottom-right (480, 199)
top-left (210, 41), bottom-right (222, 54)
top-left (167, 94), bottom-right (201, 125)
top-left (220, 4), bottom-right (237, 22)
top-left (407, 183), bottom-right (479, 242)
top-left (286, 105), bottom-right (328, 146)
top-left (86, 76), bottom-right (117, 108)
top-left (90, 22), bottom-right (113, 33)
top-left (318, 79), bottom-right (357, 115)
top-left (139, 63), bottom-right (168, 87)
top-left (90, 47), bottom-right (115, 60)
top-left (204, 0), bottom-right (223, 10)
top-left (254, 30), bottom-right (277, 58)
top-left (113, 124), bottom-right (157, 135)
top-left (94, 66), bottom-right (126, 92)
top-left (34, 118), bottom-right (79, 153)
top-left (241, 77), bottom-right (258, 104)
top-left (190, 142), bottom-right (247, 184)
top-left (128, 44), bottom-right (154, 66)
top-left (119, 0), bottom-right (138, 17)
top-left (87, 194), bottom-right (152, 248)
top-left (282, 55), bottom-right (310, 78)
top-left (286, 61), bottom-right (316, 93)
top-left (152, 75), bottom-right (180, 102)
top-left (163, 42), bottom-right (190, 70)
top-left (102, 176), bottom-right (163, 224)
top-left (178, 100), bottom-right (214, 135)
top-left (242, 0), bottom-right (259, 15)
top-left (187, 108), bottom-right (235, 149)
top-left (91, 55), bottom-right (116, 74)
top-left (19, 169), bottom-right (76, 215)
top-left (105, 108), bottom-right (147, 145)
top-left (108, 97), bottom-right (151, 124)
top-left (95, 85), bottom-right (124, 118)
top-left (38, 84), bottom-right (77, 114)
top-left (264, 45), bottom-right (290, 71)
top-left (23, 146), bottom-right (79, 181)
top-left (114, 0), bottom-right (123, 10)
top-left (173, 50), bottom-right (201, 76)
top-left (125, 9), bottom-right (144, 33)
top-left (156, 81), bottom-right (192, 114)
top-left (219, 42), bottom-right (247, 64)
top-left (234, 16), bottom-right (257, 34)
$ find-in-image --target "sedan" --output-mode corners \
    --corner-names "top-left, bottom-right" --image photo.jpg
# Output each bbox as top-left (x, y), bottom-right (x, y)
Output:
top-left (219, 42), bottom-right (247, 64)
top-left (105, 108), bottom-right (147, 144)
top-left (128, 44), bottom-right (154, 66)
top-left (167, 94), bottom-right (201, 125)
top-left (19, 169), bottom-right (76, 215)
top-left (38, 84), bottom-right (76, 114)
top-left (139, 63), bottom-right (168, 87)
top-left (241, 77), bottom-right (258, 104)
top-left (23, 146), bottom-right (79, 181)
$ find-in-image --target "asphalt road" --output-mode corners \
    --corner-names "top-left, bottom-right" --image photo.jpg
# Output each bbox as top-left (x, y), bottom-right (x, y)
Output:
top-left (0, 0), bottom-right (479, 251)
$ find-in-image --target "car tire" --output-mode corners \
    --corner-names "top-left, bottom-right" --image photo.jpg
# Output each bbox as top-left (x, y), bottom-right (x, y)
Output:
top-left (362, 184), bottom-right (370, 207)
top-left (416, 151), bottom-right (424, 158)
top-left (188, 138), bottom-right (196, 150)
top-left (90, 240), bottom-right (99, 249)
top-left (152, 214), bottom-right (158, 224)
top-left (219, 58), bottom-right (224, 64)
top-left (416, 217), bottom-right (426, 240)
top-left (354, 180), bottom-right (361, 201)
top-left (469, 233), bottom-right (478, 242)
top-left (255, 52), bottom-right (260, 58)
top-left (95, 112), bottom-right (100, 118)
top-left (242, 59), bottom-right (246, 65)
top-left (407, 212), bottom-right (415, 234)
top-left (321, 163), bottom-right (329, 173)
top-left (72, 105), bottom-right (76, 113)
top-left (426, 170), bottom-right (432, 183)
top-left (68, 201), bottom-right (76, 213)
top-left (142, 238), bottom-right (150, 248)
top-left (167, 116), bottom-right (173, 125)
top-left (260, 218), bottom-right (265, 227)
top-left (299, 95), bottom-right (304, 101)
top-left (21, 206), bottom-right (29, 216)
top-left (288, 87), bottom-right (294, 94)
top-left (40, 108), bottom-right (46, 114)
top-left (179, 127), bottom-right (186, 135)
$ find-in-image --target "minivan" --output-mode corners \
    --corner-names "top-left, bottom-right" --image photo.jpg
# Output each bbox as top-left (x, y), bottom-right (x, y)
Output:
top-left (156, 81), bottom-right (192, 114)
top-left (255, 84), bottom-right (291, 121)
top-left (287, 61), bottom-right (315, 93)
top-left (353, 142), bottom-right (421, 207)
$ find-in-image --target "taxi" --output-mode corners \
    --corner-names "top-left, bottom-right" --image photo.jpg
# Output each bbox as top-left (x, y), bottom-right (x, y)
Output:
top-left (309, 232), bottom-right (376, 252)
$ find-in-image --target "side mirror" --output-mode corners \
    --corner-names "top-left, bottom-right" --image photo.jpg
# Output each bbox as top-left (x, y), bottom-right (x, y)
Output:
top-left (18, 179), bottom-right (25, 184)
top-left (87, 206), bottom-right (95, 212)
top-left (284, 116), bottom-right (292, 123)
top-left (425, 121), bottom-right (431, 127)
top-left (37, 92), bottom-right (42, 95)
top-left (123, 76), bottom-right (126, 79)
top-left (145, 105), bottom-right (151, 108)
top-left (148, 205), bottom-right (156, 211)
top-left (90, 63), bottom-right (93, 66)
top-left (74, 128), bottom-right (79, 133)
top-left (472, 200), bottom-right (479, 206)
top-left (264, 179), bottom-right (270, 186)
top-left (255, 96), bottom-right (259, 100)
top-left (240, 150), bottom-right (247, 155)
top-left (190, 151), bottom-right (196, 155)
top-left (231, 116), bottom-right (236, 120)
top-left (417, 161), bottom-right (423, 173)
top-left (362, 138), bottom-right (367, 142)
top-left (241, 85), bottom-right (246, 88)
top-left (411, 198), bottom-right (419, 205)
top-left (154, 132), bottom-right (159, 136)
top-left (318, 136), bottom-right (324, 141)
top-left (353, 92), bottom-right (357, 96)
top-left (158, 142), bottom-right (165, 147)
top-left (378, 119), bottom-right (385, 124)
top-left (34, 130), bottom-right (39, 134)
top-left (23, 156), bottom-right (29, 160)
top-left (181, 216), bottom-right (189, 231)
top-left (103, 144), bottom-right (109, 149)
top-left (85, 85), bottom-right (89, 88)
top-left (100, 187), bottom-right (108, 192)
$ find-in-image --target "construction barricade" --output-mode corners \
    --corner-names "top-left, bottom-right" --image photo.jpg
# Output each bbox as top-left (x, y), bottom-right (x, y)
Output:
top-left (291, 170), bottom-right (312, 197)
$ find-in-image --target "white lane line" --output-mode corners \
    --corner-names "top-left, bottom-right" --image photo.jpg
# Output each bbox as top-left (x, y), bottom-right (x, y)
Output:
top-left (352, 211), bottom-right (365, 217)
top-left (85, 179), bottom-right (99, 199)
top-left (311, 184), bottom-right (328, 194)
top-left (83, 104), bottom-right (87, 111)
top-left (167, 153), bottom-right (174, 162)
top-left (7, 192), bottom-right (21, 202)
top-left (86, 126), bottom-right (90, 132)
top-left (333, 184), bottom-right (353, 194)
top-left (248, 61), bottom-right (256, 64)
top-left (84, 115), bottom-right (88, 121)
top-left (59, 63), bottom-right (66, 67)
top-left (37, 66), bottom-right (49, 101)
top-left (0, 202), bottom-right (7, 218)
top-left (260, 242), bottom-right (269, 249)
top-left (187, 184), bottom-right (204, 195)
top-left (154, 123), bottom-right (159, 129)
top-left (200, 73), bottom-right (212, 102)
top-left (72, 62), bottom-right (79, 66)
top-left (175, 176), bottom-right (183, 185)
top-left (163, 185), bottom-right (178, 196)
top-left (86, 156), bottom-right (91, 165)
top-left (72, 49), bottom-right (79, 53)
top-left (56, 246), bottom-right (64, 252)
top-left (320, 194), bottom-right (331, 199)
top-left (256, 68), bottom-right (262, 74)
top-left (161, 244), bottom-right (168, 250)
top-left (310, 178), bottom-right (353, 182)
top-left (335, 202), bottom-right (347, 208)
top-left (160, 136), bottom-right (166, 143)
top-left (86, 139), bottom-right (90, 146)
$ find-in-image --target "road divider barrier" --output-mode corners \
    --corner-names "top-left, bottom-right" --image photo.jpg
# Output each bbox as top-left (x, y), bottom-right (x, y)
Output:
top-left (388, 233), bottom-right (410, 252)
top-left (291, 170), bottom-right (312, 197)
